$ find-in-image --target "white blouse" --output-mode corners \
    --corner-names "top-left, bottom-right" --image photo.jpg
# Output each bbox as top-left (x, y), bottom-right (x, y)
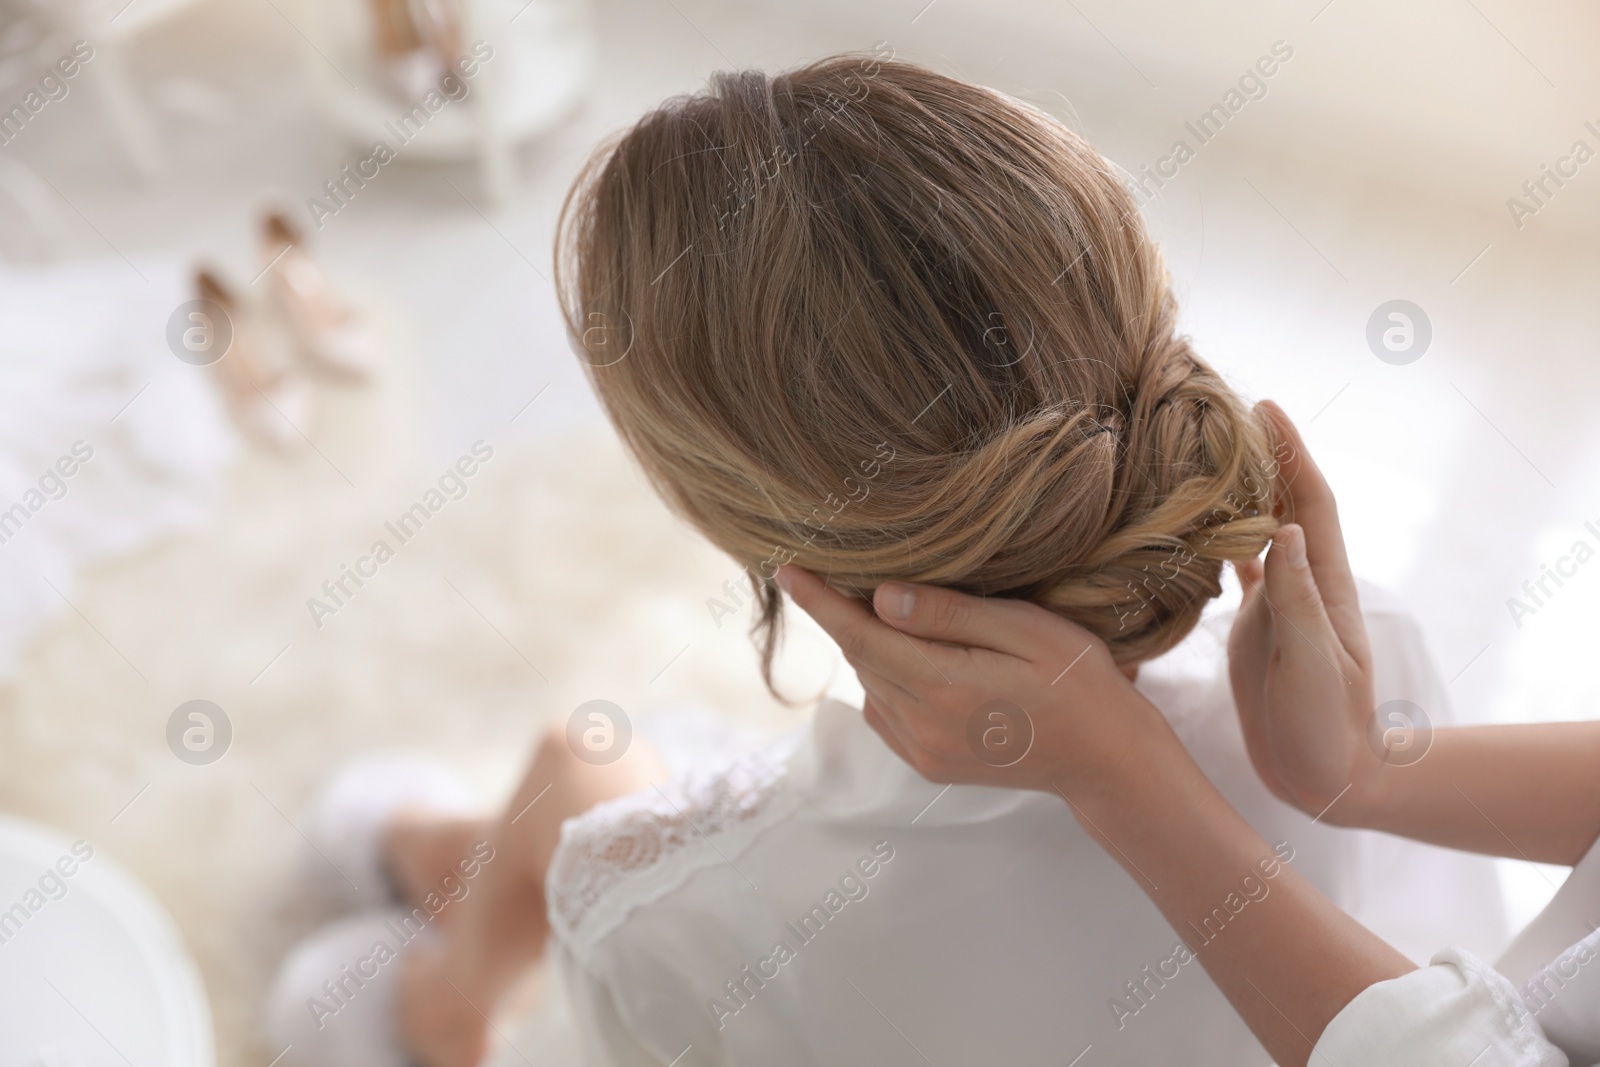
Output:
top-left (544, 591), bottom-right (1508, 1066)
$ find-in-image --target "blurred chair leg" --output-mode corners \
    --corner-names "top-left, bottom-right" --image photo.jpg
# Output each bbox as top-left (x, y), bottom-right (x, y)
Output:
top-left (88, 39), bottom-right (164, 177)
top-left (0, 155), bottom-right (73, 258)
top-left (467, 0), bottom-right (513, 207)
top-left (478, 122), bottom-right (513, 207)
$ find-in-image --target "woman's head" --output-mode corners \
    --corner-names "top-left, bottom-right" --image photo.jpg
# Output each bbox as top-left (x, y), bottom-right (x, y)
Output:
top-left (557, 53), bottom-right (1281, 685)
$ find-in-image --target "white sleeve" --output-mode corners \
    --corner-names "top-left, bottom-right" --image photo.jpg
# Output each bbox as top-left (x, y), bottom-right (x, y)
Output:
top-left (1522, 927), bottom-right (1600, 1066)
top-left (1314, 948), bottom-right (1568, 1067)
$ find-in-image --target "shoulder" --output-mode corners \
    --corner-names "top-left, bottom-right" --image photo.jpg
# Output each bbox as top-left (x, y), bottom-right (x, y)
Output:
top-left (546, 739), bottom-right (801, 960)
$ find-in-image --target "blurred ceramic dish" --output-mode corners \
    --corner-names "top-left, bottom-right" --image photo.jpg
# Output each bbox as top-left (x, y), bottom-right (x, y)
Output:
top-left (0, 814), bottom-right (214, 1067)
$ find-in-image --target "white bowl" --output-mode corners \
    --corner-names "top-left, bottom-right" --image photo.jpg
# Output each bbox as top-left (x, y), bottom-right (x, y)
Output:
top-left (0, 814), bottom-right (214, 1067)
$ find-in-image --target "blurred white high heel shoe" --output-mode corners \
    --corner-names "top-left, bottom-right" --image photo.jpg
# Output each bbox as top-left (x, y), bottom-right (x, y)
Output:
top-left (194, 266), bottom-right (315, 452)
top-left (260, 212), bottom-right (382, 382)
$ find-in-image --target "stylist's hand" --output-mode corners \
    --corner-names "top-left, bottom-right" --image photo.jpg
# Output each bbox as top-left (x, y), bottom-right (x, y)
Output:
top-left (777, 566), bottom-right (1172, 799)
top-left (1227, 401), bottom-right (1379, 817)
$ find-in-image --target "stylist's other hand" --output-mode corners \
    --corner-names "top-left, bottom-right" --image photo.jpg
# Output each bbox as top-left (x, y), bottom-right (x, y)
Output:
top-left (777, 566), bottom-right (1170, 800)
top-left (1228, 401), bottom-right (1379, 818)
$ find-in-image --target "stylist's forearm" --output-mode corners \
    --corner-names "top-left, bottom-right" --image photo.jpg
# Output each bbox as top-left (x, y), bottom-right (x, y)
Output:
top-left (1065, 717), bottom-right (1414, 1067)
top-left (1345, 723), bottom-right (1600, 866)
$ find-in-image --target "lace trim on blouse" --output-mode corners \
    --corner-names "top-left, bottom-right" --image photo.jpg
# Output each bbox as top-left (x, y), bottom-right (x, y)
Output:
top-left (547, 746), bottom-right (802, 961)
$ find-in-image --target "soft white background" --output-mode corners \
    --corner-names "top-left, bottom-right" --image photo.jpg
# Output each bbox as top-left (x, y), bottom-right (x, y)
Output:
top-left (1, 0), bottom-right (1597, 1062)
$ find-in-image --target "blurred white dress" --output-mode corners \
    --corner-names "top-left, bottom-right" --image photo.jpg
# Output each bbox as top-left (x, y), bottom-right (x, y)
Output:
top-left (540, 587), bottom-right (1507, 1066)
top-left (0, 259), bottom-right (231, 676)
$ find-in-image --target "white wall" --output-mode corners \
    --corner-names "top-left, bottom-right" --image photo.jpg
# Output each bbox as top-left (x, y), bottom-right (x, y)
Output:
top-left (755, 0), bottom-right (1600, 223)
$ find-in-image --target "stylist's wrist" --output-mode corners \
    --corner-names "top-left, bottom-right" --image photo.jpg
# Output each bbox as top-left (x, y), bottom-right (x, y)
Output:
top-left (1309, 745), bottom-right (1391, 829)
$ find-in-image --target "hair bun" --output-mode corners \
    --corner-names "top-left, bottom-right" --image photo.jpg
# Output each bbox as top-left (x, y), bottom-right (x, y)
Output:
top-left (558, 54), bottom-right (1282, 689)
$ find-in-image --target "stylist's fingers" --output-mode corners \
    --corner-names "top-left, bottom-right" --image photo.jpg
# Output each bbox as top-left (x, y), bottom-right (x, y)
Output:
top-left (778, 566), bottom-right (948, 682)
top-left (1259, 400), bottom-right (1337, 522)
top-left (1228, 556), bottom-right (1286, 799)
top-left (1260, 524), bottom-right (1341, 658)
top-left (872, 580), bottom-right (1064, 662)
top-left (1232, 557), bottom-right (1271, 658)
top-left (1236, 557), bottom-right (1264, 596)
top-left (1258, 401), bottom-right (1364, 650)
top-left (1231, 558), bottom-right (1270, 653)
top-left (1230, 557), bottom-right (1271, 665)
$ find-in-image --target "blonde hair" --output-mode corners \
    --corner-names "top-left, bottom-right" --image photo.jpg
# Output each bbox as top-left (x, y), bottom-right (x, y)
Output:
top-left (556, 54), bottom-right (1280, 688)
